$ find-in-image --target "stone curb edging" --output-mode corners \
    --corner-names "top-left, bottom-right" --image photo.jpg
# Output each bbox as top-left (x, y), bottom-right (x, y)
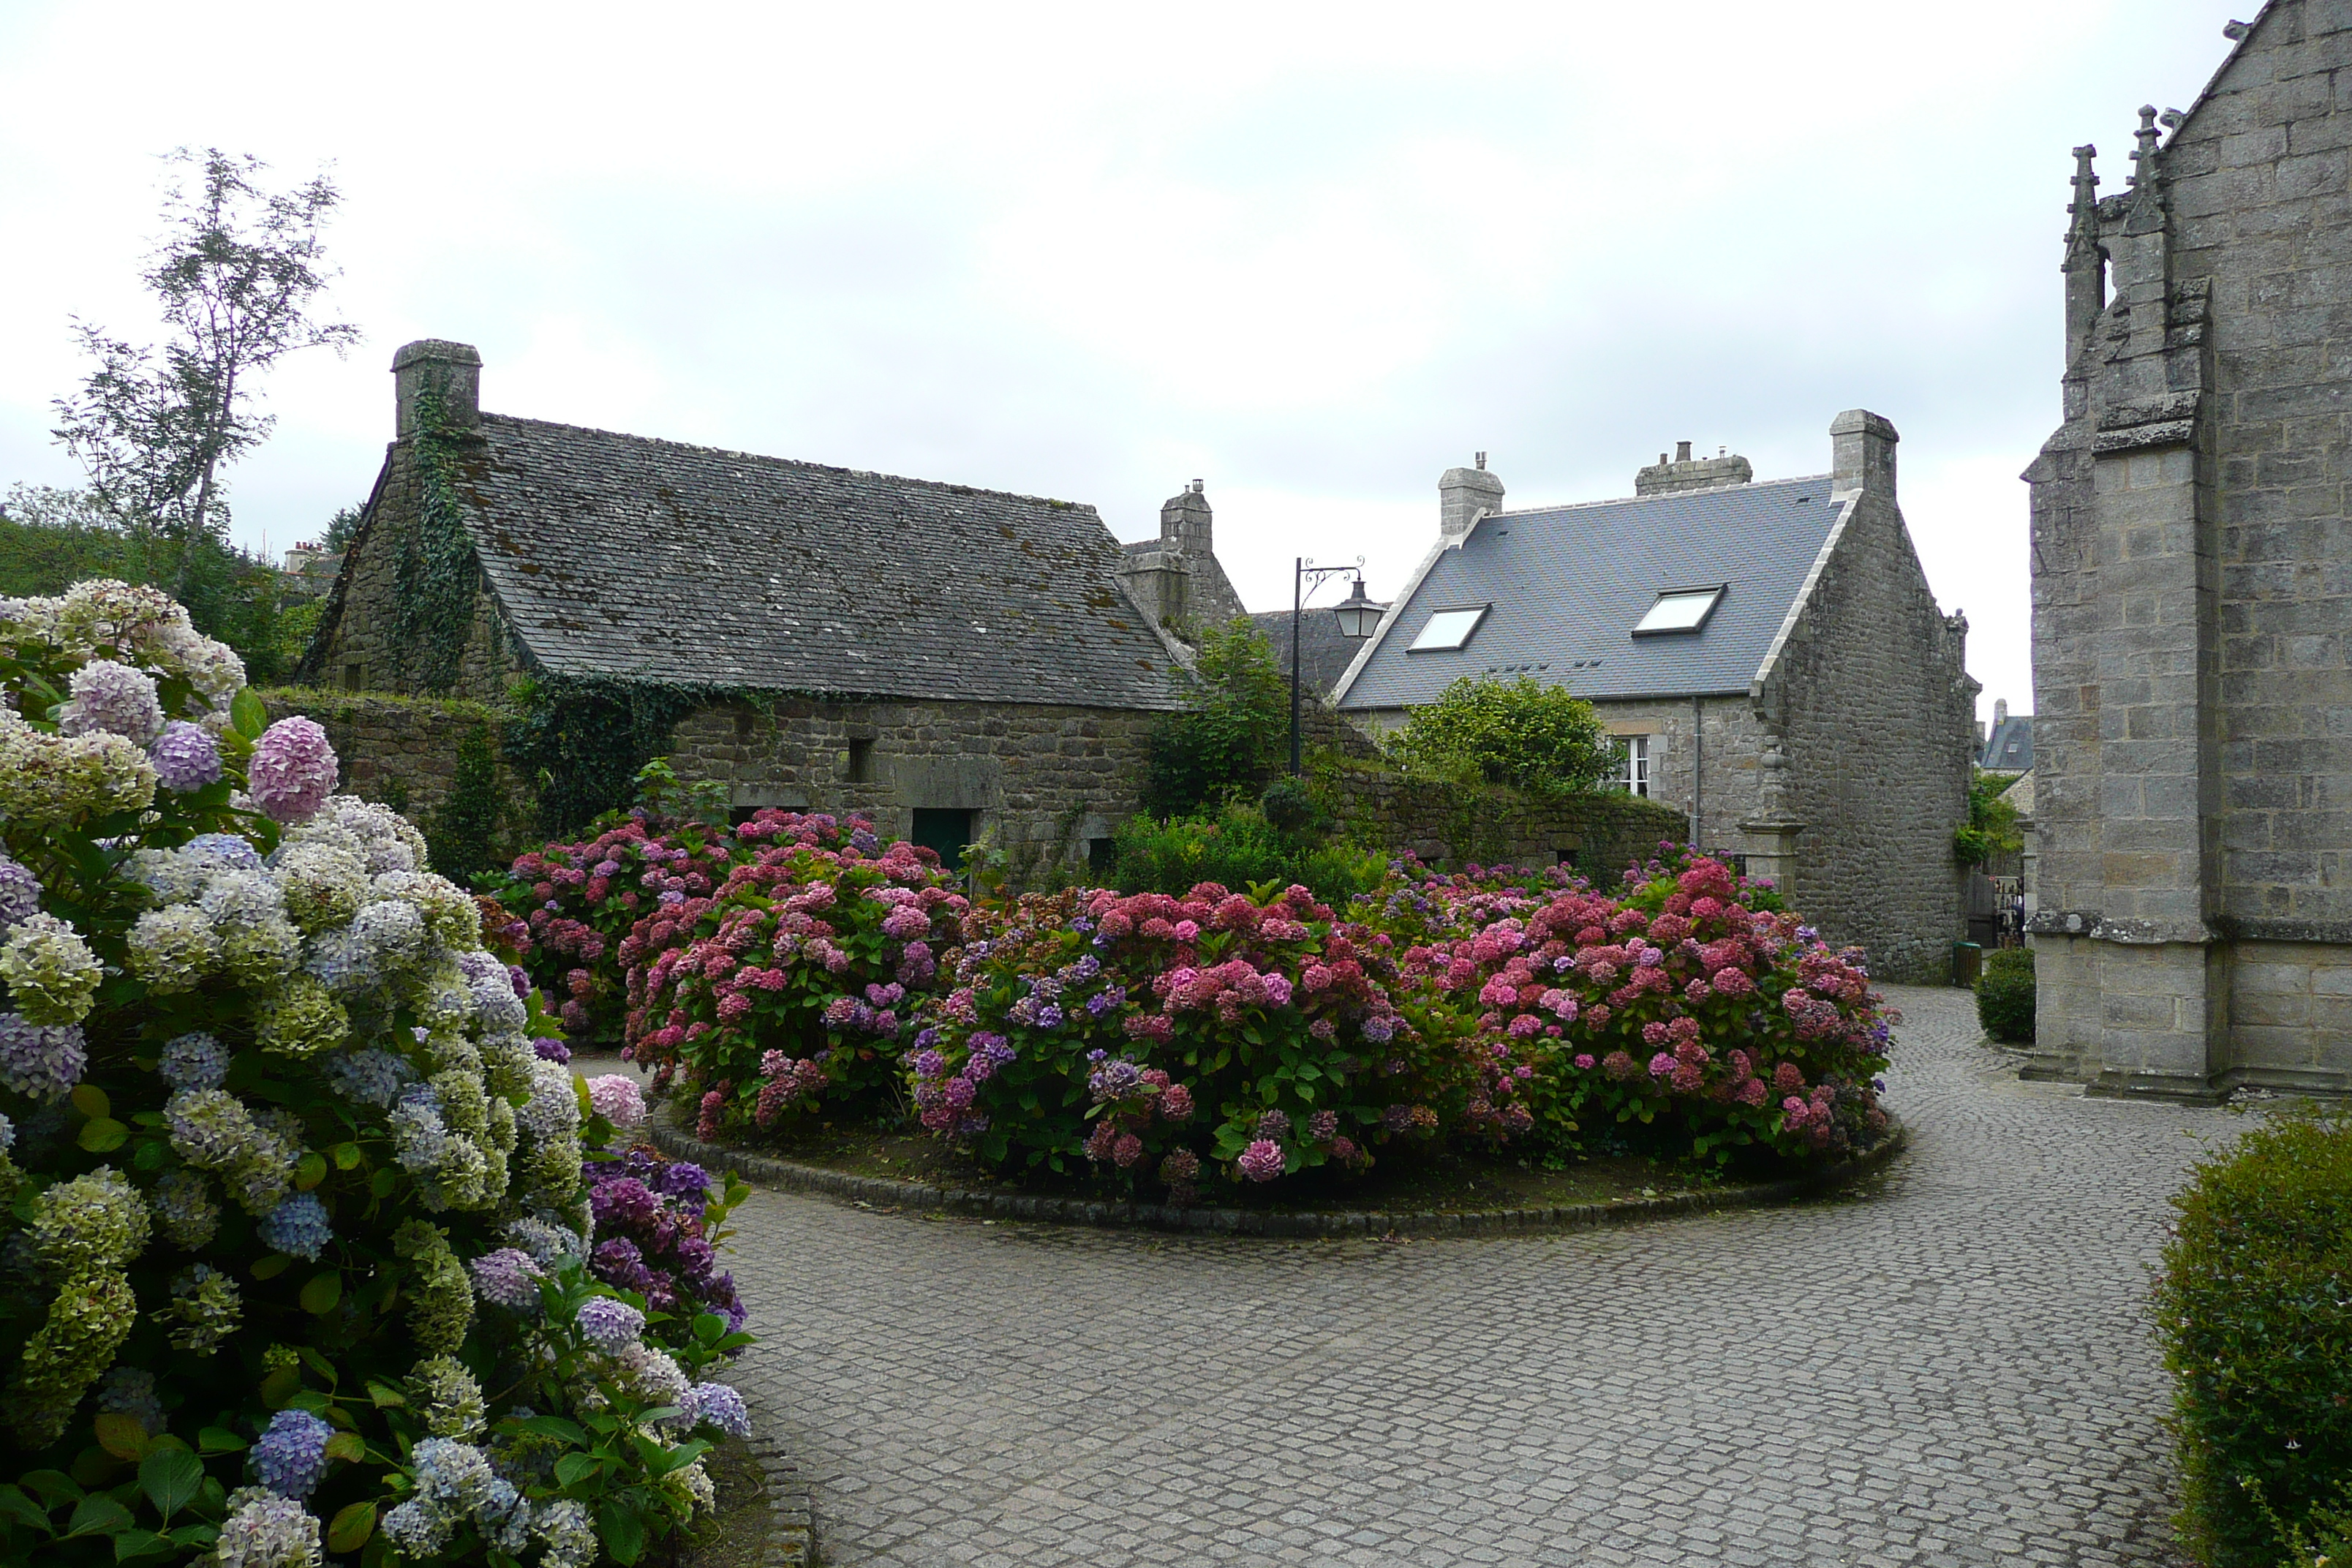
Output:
top-left (738, 1423), bottom-right (813, 1568)
top-left (647, 1106), bottom-right (1910, 1240)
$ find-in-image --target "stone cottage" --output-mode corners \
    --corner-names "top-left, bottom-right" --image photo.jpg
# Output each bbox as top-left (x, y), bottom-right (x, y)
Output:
top-left (301, 339), bottom-right (1217, 865)
top-left (2024, 0), bottom-right (2352, 1099)
top-left (1331, 419), bottom-right (1980, 981)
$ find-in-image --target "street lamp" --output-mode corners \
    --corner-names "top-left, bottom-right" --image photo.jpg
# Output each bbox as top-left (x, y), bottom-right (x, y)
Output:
top-left (1289, 557), bottom-right (1384, 776)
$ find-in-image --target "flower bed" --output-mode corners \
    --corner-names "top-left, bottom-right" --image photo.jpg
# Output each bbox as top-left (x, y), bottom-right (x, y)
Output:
top-left (0, 580), bottom-right (755, 1568)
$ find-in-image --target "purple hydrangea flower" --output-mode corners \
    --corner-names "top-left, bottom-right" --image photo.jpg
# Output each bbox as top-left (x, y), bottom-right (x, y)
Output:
top-left (470, 1248), bottom-right (546, 1311)
top-left (589, 1177), bottom-right (660, 1231)
top-left (247, 717), bottom-right (339, 824)
top-left (654, 1161), bottom-right (710, 1199)
top-left (150, 720), bottom-right (223, 792)
top-left (252, 1407), bottom-right (333, 1499)
top-left (532, 1036), bottom-right (572, 1065)
top-left (685, 1382), bottom-right (751, 1439)
top-left (0, 1014), bottom-right (86, 1101)
top-left (0, 855), bottom-right (41, 934)
top-left (576, 1295), bottom-right (647, 1354)
top-left (159, 1030), bottom-right (231, 1091)
top-left (58, 659), bottom-right (163, 741)
top-left (260, 1192), bottom-right (334, 1261)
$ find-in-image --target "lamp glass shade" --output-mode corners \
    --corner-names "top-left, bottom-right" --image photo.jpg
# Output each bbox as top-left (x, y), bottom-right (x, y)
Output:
top-left (1331, 579), bottom-right (1383, 640)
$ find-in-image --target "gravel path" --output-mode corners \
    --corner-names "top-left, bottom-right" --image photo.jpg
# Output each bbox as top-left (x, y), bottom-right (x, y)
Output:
top-left (695, 985), bottom-right (2237, 1567)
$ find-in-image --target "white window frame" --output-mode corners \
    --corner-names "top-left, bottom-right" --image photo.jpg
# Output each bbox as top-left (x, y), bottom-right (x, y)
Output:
top-left (1632, 585), bottom-right (1726, 636)
top-left (1618, 734), bottom-right (1651, 798)
top-left (1408, 604), bottom-right (1490, 652)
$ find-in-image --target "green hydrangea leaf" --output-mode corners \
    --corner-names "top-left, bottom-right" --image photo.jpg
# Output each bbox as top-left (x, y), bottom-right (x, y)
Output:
top-left (230, 688), bottom-right (269, 740)
top-left (299, 1271), bottom-right (342, 1313)
top-left (92, 1415), bottom-right (147, 1462)
top-left (77, 1118), bottom-right (129, 1153)
top-left (137, 1450), bottom-right (202, 1522)
top-left (295, 1153), bottom-right (328, 1190)
top-left (69, 1085), bottom-right (109, 1120)
top-left (195, 1429), bottom-right (246, 1455)
top-left (250, 1254), bottom-right (292, 1280)
top-left (326, 1501), bottom-right (375, 1555)
top-left (323, 1432), bottom-right (365, 1463)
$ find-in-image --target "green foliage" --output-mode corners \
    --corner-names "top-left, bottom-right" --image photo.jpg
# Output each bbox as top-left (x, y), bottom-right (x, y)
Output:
top-left (1382, 676), bottom-right (1615, 797)
top-left (627, 756), bottom-right (732, 831)
top-left (1143, 619), bottom-right (1289, 816)
top-left (2154, 1105), bottom-right (2352, 1567)
top-left (1258, 776), bottom-right (1322, 834)
top-left (1975, 946), bottom-right (2035, 1043)
top-left (503, 676), bottom-right (718, 837)
top-left (1110, 804), bottom-right (1387, 905)
top-left (390, 391), bottom-right (484, 693)
top-left (423, 725), bottom-right (508, 889)
top-left (1955, 772), bottom-right (2025, 867)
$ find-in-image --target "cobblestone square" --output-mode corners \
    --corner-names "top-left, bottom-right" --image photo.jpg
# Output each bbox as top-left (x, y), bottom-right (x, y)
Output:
top-left (714, 986), bottom-right (2233, 1565)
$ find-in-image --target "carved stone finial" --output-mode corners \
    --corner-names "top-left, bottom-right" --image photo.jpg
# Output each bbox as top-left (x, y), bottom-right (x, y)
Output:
top-left (2222, 18), bottom-right (2250, 39)
top-left (2130, 105), bottom-right (2162, 185)
top-left (1757, 736), bottom-right (1793, 815)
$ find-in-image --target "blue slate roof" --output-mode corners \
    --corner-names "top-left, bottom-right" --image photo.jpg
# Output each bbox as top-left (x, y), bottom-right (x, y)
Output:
top-left (1980, 714), bottom-right (2033, 772)
top-left (1338, 475), bottom-right (1840, 709)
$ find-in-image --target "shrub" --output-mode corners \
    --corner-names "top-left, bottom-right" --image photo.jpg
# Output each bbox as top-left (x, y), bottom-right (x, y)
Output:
top-left (582, 1142), bottom-right (753, 1350)
top-left (1954, 770), bottom-right (2024, 867)
top-left (1360, 848), bottom-right (1892, 1166)
top-left (1109, 803), bottom-right (1385, 905)
top-left (1382, 675), bottom-right (1616, 797)
top-left (1975, 946), bottom-right (2035, 1043)
top-left (2154, 1105), bottom-right (2352, 1568)
top-left (0, 579), bottom-right (750, 1568)
top-left (908, 883), bottom-right (1521, 1194)
top-left (1142, 619), bottom-right (1287, 816)
top-left (620, 829), bottom-right (970, 1135)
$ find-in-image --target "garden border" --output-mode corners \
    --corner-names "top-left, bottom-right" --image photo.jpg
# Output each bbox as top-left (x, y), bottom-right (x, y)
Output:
top-left (646, 1106), bottom-right (1909, 1239)
top-left (690, 1417), bottom-right (813, 1568)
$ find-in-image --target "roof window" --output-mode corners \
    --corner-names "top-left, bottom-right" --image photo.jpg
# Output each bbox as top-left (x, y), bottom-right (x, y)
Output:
top-left (1632, 586), bottom-right (1725, 636)
top-left (1409, 605), bottom-right (1489, 652)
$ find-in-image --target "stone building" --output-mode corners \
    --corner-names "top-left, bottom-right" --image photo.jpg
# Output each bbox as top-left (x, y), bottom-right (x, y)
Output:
top-left (1332, 418), bottom-right (1980, 981)
top-left (2024, 0), bottom-right (2352, 1099)
top-left (1980, 698), bottom-right (2035, 773)
top-left (301, 339), bottom-right (1212, 865)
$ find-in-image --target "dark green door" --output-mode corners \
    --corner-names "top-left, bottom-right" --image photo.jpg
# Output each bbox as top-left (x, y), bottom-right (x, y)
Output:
top-left (910, 808), bottom-right (974, 871)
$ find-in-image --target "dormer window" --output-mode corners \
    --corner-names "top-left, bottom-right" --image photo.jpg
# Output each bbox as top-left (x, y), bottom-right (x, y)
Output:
top-left (1409, 605), bottom-right (1489, 652)
top-left (1632, 585), bottom-right (1725, 636)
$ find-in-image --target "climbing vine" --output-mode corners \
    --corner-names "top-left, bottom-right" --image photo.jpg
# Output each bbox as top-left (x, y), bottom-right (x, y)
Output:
top-left (504, 672), bottom-right (764, 836)
top-left (425, 721), bottom-right (509, 886)
top-left (392, 383), bottom-right (483, 691)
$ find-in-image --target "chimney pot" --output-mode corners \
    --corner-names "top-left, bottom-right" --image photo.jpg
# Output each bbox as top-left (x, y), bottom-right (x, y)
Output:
top-left (393, 339), bottom-right (483, 438)
top-left (1675, 440), bottom-right (1693, 463)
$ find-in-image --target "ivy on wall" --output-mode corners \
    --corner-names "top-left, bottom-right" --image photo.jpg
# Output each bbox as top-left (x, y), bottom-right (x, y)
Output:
top-left (504, 674), bottom-right (763, 836)
top-left (391, 385), bottom-right (485, 692)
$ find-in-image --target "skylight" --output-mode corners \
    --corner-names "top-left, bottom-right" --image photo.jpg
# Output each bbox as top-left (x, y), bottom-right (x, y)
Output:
top-left (1632, 586), bottom-right (1725, 636)
top-left (1409, 606), bottom-right (1488, 652)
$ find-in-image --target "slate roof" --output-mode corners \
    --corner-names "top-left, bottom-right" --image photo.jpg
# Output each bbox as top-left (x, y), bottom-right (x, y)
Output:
top-left (1981, 713), bottom-right (2034, 772)
top-left (1252, 608), bottom-right (1366, 698)
top-left (440, 415), bottom-right (1181, 709)
top-left (1337, 475), bottom-right (1840, 710)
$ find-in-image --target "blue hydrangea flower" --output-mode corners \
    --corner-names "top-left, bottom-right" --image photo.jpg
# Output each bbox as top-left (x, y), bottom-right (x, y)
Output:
top-left (260, 1192), bottom-right (333, 1261)
top-left (468, 1248), bottom-right (544, 1311)
top-left (576, 1295), bottom-right (646, 1354)
top-left (252, 1407), bottom-right (333, 1498)
top-left (158, 1030), bottom-right (232, 1091)
top-left (150, 720), bottom-right (223, 791)
top-left (0, 854), bottom-right (39, 933)
top-left (182, 832), bottom-right (264, 873)
top-left (0, 1014), bottom-right (86, 1102)
top-left (320, 1048), bottom-right (412, 1109)
top-left (685, 1382), bottom-right (751, 1439)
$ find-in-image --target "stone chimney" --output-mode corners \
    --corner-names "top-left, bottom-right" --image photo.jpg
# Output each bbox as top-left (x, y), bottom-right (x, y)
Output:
top-left (1994, 697), bottom-right (2010, 725)
top-left (393, 339), bottom-right (483, 438)
top-left (1830, 408), bottom-right (1898, 494)
top-left (1159, 478), bottom-right (1213, 554)
top-left (1439, 452), bottom-right (1505, 543)
top-left (1636, 440), bottom-right (1753, 496)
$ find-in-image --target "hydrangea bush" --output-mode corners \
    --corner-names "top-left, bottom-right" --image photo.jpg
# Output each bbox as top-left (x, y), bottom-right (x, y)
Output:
top-left (619, 823), bottom-right (970, 1134)
top-left (0, 581), bottom-right (752, 1568)
top-left (1365, 847), bottom-right (1893, 1164)
top-left (905, 883), bottom-right (1520, 1199)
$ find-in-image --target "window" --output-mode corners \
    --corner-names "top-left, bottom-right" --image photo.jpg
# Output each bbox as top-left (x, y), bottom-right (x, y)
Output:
top-left (1632, 586), bottom-right (1725, 636)
top-left (343, 661), bottom-right (365, 693)
top-left (911, 808), bottom-right (975, 871)
top-left (1618, 735), bottom-right (1651, 798)
top-left (1088, 837), bottom-right (1116, 878)
top-left (845, 738), bottom-right (875, 783)
top-left (1409, 605), bottom-right (1489, 652)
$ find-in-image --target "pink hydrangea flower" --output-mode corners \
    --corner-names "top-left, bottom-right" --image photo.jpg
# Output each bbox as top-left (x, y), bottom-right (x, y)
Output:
top-left (587, 1074), bottom-right (647, 1128)
top-left (247, 717), bottom-right (339, 824)
top-left (1237, 1139), bottom-right (1284, 1183)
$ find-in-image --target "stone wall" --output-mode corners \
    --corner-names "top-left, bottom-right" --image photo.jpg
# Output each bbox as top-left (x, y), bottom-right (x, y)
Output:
top-left (1753, 420), bottom-right (1979, 984)
top-left (665, 696), bottom-right (1158, 870)
top-left (1312, 762), bottom-right (1691, 876)
top-left (2024, 0), bottom-right (2352, 1097)
top-left (259, 687), bottom-right (537, 834)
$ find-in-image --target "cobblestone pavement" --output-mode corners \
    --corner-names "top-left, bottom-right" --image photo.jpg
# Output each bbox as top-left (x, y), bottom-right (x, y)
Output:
top-left (708, 986), bottom-right (2241, 1567)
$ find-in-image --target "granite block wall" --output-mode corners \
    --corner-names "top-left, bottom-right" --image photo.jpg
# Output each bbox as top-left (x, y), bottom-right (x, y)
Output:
top-left (259, 688), bottom-right (537, 832)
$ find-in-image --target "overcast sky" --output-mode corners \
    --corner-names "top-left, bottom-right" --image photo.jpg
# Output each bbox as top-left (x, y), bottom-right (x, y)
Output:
top-left (0, 1), bottom-right (2254, 723)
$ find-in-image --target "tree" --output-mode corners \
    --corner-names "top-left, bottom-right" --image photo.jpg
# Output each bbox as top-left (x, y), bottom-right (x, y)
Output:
top-left (1142, 619), bottom-right (1289, 816)
top-left (1384, 675), bottom-right (1616, 796)
top-left (51, 147), bottom-right (360, 597)
top-left (1954, 771), bottom-right (2026, 867)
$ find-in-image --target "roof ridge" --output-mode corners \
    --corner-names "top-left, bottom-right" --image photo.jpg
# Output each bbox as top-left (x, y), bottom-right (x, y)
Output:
top-left (1488, 472), bottom-right (1834, 519)
top-left (479, 412), bottom-right (1101, 516)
